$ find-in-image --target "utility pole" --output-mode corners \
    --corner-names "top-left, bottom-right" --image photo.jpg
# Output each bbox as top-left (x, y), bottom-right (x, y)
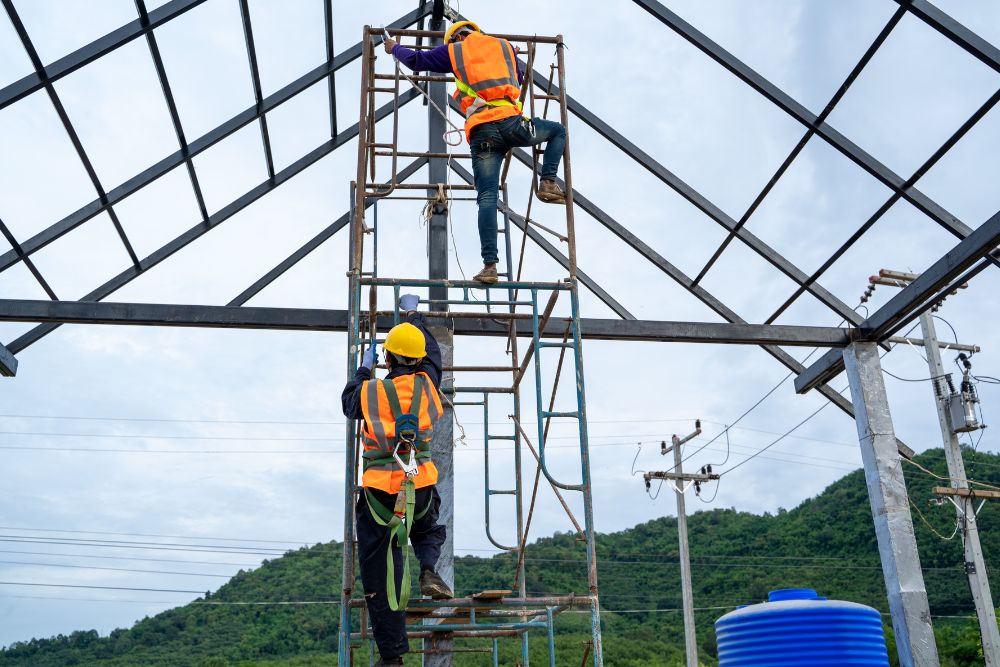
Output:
top-left (871, 268), bottom-right (998, 665)
top-left (918, 311), bottom-right (999, 666)
top-left (644, 420), bottom-right (717, 667)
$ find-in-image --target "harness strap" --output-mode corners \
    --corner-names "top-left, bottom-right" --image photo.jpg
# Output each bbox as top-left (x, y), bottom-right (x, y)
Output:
top-left (455, 79), bottom-right (524, 119)
top-left (364, 481), bottom-right (433, 611)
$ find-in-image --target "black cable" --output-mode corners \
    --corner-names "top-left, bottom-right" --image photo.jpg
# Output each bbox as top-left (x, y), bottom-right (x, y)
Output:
top-left (882, 369), bottom-right (948, 383)
top-left (933, 315), bottom-right (958, 345)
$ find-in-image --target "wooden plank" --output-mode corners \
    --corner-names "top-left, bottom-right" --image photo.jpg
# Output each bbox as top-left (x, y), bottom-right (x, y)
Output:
top-left (470, 589), bottom-right (512, 600)
top-left (933, 486), bottom-right (1000, 499)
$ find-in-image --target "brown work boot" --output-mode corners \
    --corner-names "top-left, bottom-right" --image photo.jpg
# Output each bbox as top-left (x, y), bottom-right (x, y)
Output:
top-left (420, 569), bottom-right (454, 599)
top-left (473, 263), bottom-right (499, 284)
top-left (536, 179), bottom-right (566, 204)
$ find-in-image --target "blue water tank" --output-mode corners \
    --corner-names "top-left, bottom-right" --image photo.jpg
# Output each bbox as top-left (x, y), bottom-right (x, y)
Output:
top-left (715, 588), bottom-right (889, 666)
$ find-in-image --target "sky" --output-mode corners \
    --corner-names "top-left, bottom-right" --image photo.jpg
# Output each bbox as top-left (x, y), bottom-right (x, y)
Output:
top-left (1, 0), bottom-right (1000, 649)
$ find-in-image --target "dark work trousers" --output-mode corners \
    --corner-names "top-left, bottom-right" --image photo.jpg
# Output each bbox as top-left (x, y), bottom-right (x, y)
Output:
top-left (356, 484), bottom-right (447, 660)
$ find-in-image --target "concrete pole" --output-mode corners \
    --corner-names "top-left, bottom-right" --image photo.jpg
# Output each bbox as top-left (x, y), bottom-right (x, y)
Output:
top-left (842, 342), bottom-right (940, 667)
top-left (919, 312), bottom-right (1000, 665)
top-left (424, 323), bottom-right (454, 666)
top-left (672, 438), bottom-right (699, 667)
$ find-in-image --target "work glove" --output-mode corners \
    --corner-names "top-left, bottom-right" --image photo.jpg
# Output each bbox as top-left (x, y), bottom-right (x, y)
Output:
top-left (399, 294), bottom-right (420, 312)
top-left (361, 345), bottom-right (378, 371)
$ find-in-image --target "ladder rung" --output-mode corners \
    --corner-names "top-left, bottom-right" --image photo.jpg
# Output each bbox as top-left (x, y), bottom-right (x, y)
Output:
top-left (534, 94), bottom-right (560, 101)
top-left (487, 435), bottom-right (516, 441)
top-left (538, 341), bottom-right (574, 349)
top-left (488, 489), bottom-right (517, 495)
top-left (368, 86), bottom-right (396, 93)
top-left (541, 411), bottom-right (579, 419)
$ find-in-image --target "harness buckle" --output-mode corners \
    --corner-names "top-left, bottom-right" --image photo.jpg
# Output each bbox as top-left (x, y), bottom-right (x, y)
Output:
top-left (393, 439), bottom-right (419, 479)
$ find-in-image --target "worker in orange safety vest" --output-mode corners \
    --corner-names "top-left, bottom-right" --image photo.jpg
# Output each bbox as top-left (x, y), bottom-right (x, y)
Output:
top-left (341, 294), bottom-right (453, 667)
top-left (384, 21), bottom-right (568, 284)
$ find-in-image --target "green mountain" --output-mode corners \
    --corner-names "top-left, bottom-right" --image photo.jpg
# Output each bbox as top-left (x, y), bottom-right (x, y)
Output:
top-left (2, 447), bottom-right (997, 666)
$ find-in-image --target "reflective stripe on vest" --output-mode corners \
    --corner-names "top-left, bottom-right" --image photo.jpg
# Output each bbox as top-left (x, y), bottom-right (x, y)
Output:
top-left (359, 371), bottom-right (443, 473)
top-left (448, 33), bottom-right (523, 137)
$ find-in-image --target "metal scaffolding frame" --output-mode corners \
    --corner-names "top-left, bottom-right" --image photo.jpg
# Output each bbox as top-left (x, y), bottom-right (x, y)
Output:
top-left (1, 1), bottom-right (999, 665)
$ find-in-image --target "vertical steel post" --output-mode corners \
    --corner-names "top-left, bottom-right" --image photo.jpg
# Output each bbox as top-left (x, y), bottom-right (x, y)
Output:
top-left (919, 312), bottom-right (1000, 665)
top-left (672, 439), bottom-right (698, 667)
top-left (423, 5), bottom-right (454, 666)
top-left (341, 20), bottom-right (374, 657)
top-left (842, 342), bottom-right (940, 666)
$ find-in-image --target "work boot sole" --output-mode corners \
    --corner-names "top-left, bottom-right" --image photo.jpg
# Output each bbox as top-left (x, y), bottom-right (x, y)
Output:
top-left (473, 274), bottom-right (499, 284)
top-left (420, 583), bottom-right (454, 599)
top-left (536, 191), bottom-right (566, 205)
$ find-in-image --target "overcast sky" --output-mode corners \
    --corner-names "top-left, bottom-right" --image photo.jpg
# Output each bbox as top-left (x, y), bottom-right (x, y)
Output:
top-left (1, 0), bottom-right (1000, 649)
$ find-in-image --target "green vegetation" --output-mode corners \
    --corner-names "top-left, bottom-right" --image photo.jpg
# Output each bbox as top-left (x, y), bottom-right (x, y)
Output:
top-left (2, 447), bottom-right (998, 666)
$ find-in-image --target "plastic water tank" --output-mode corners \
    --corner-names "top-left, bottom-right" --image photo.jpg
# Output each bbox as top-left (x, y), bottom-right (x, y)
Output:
top-left (714, 588), bottom-right (889, 666)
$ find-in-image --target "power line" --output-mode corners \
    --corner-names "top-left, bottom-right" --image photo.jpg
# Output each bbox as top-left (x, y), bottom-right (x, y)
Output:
top-left (0, 534), bottom-right (294, 553)
top-left (0, 560), bottom-right (232, 578)
top-left (0, 581), bottom-right (206, 594)
top-left (0, 526), bottom-right (308, 545)
top-left (0, 549), bottom-right (258, 567)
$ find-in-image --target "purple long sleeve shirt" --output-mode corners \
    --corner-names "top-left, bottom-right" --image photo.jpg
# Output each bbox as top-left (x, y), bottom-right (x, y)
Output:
top-left (391, 42), bottom-right (524, 84)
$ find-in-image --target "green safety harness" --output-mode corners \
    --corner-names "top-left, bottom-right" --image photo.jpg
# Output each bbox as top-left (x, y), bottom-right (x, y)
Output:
top-left (363, 374), bottom-right (433, 611)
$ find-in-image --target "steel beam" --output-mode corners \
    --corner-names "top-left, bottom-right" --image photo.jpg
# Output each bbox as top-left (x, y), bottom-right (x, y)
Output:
top-left (694, 7), bottom-right (906, 286)
top-left (842, 342), bottom-right (938, 666)
top-left (508, 148), bottom-right (869, 422)
top-left (528, 69), bottom-right (863, 327)
top-left (227, 159), bottom-right (428, 307)
top-left (796, 208), bottom-right (1000, 394)
top-left (0, 342), bottom-right (16, 377)
top-left (4, 0), bottom-right (141, 269)
top-left (135, 0), bottom-right (210, 222)
top-left (767, 86), bottom-right (1000, 324)
top-left (0, 0), bottom-right (208, 111)
top-left (896, 0), bottom-right (1000, 75)
top-left (632, 0), bottom-right (985, 244)
top-left (237, 0), bottom-right (276, 179)
top-left (0, 216), bottom-right (56, 299)
top-left (449, 162), bottom-right (635, 320)
top-left (0, 299), bottom-right (850, 346)
top-left (5, 91), bottom-right (419, 355)
top-left (0, 5), bottom-right (432, 275)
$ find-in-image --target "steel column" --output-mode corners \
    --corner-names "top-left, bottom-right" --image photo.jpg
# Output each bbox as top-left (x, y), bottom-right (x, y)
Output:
top-left (423, 5), bottom-right (454, 663)
top-left (842, 342), bottom-right (939, 666)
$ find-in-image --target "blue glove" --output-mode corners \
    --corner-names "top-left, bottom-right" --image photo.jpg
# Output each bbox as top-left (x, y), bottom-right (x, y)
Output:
top-left (361, 345), bottom-right (378, 371)
top-left (399, 294), bottom-right (420, 312)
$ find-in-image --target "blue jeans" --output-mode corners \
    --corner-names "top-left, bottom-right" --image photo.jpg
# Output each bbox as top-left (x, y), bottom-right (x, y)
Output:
top-left (469, 116), bottom-right (566, 265)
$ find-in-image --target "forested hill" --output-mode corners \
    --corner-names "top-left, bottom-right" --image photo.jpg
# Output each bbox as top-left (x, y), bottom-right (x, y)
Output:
top-left (2, 447), bottom-right (997, 666)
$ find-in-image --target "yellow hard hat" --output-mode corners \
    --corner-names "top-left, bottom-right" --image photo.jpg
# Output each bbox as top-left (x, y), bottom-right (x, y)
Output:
top-left (383, 322), bottom-right (427, 359)
top-left (445, 20), bottom-right (480, 43)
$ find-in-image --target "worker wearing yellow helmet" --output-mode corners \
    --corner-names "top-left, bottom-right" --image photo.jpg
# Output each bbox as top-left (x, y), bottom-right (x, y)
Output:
top-left (341, 293), bottom-right (452, 667)
top-left (384, 21), bottom-right (567, 285)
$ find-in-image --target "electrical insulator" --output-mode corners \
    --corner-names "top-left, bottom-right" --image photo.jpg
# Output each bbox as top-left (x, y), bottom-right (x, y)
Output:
top-left (706, 464), bottom-right (713, 474)
top-left (694, 481), bottom-right (701, 495)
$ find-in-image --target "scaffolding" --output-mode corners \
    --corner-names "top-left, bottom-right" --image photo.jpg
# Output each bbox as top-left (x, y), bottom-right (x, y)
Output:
top-left (337, 26), bottom-right (604, 666)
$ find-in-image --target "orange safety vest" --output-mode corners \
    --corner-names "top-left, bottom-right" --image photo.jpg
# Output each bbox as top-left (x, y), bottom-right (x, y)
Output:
top-left (360, 371), bottom-right (442, 494)
top-left (448, 32), bottom-right (523, 142)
